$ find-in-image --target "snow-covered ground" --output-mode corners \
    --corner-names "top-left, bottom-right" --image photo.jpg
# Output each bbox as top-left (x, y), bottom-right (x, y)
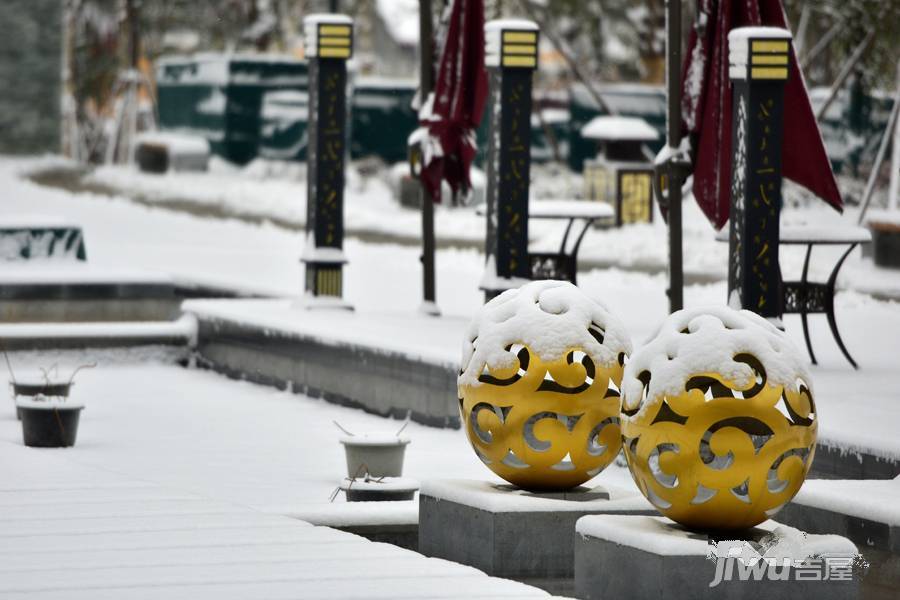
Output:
top-left (0, 360), bottom-right (516, 511)
top-left (71, 157), bottom-right (900, 292)
top-left (3, 155), bottom-right (900, 460)
top-left (2, 152), bottom-right (900, 583)
top-left (0, 385), bottom-right (554, 598)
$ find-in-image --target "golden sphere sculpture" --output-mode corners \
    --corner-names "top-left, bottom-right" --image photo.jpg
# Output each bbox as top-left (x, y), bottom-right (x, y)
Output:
top-left (458, 280), bottom-right (632, 490)
top-left (620, 306), bottom-right (817, 530)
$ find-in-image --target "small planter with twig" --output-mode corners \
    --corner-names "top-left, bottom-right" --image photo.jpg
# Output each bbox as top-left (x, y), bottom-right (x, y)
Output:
top-left (868, 214), bottom-right (900, 269)
top-left (337, 474), bottom-right (419, 502)
top-left (334, 418), bottom-right (411, 479)
top-left (6, 358), bottom-right (95, 448)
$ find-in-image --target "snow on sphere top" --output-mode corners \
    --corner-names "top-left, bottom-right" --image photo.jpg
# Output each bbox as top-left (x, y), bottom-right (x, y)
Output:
top-left (621, 305), bottom-right (810, 414)
top-left (458, 280), bottom-right (632, 387)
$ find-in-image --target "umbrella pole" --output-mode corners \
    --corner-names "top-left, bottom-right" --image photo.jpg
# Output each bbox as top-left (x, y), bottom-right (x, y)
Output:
top-left (665, 0), bottom-right (684, 313)
top-left (419, 0), bottom-right (439, 314)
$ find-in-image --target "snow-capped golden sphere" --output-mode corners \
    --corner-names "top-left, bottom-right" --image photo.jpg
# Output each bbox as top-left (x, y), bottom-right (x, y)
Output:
top-left (620, 306), bottom-right (817, 530)
top-left (458, 281), bottom-right (632, 490)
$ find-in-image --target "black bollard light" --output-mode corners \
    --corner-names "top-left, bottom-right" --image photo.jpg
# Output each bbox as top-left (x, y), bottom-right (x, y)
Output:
top-left (480, 19), bottom-right (539, 302)
top-left (726, 27), bottom-right (791, 321)
top-left (301, 14), bottom-right (353, 309)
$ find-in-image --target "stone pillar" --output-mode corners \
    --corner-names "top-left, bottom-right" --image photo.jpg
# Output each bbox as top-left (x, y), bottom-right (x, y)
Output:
top-left (301, 14), bottom-right (353, 308)
top-left (480, 19), bottom-right (539, 301)
top-left (727, 27), bottom-right (791, 320)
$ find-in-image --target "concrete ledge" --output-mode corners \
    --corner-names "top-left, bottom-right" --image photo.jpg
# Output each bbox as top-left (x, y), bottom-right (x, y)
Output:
top-left (0, 315), bottom-right (196, 351)
top-left (575, 515), bottom-right (859, 600)
top-left (777, 480), bottom-right (900, 554)
top-left (286, 501), bottom-right (420, 551)
top-left (418, 479), bottom-right (654, 595)
top-left (0, 267), bottom-right (180, 322)
top-left (808, 442), bottom-right (900, 480)
top-left (0, 298), bottom-right (181, 323)
top-left (192, 315), bottom-right (460, 428)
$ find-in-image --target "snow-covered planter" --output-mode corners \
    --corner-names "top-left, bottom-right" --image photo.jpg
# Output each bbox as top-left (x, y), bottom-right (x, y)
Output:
top-left (338, 475), bottom-right (419, 502)
top-left (337, 422), bottom-right (411, 478)
top-left (8, 362), bottom-right (93, 448)
top-left (458, 280), bottom-right (632, 491)
top-left (867, 212), bottom-right (900, 269)
top-left (13, 377), bottom-right (83, 448)
top-left (620, 306), bottom-right (817, 530)
top-left (134, 131), bottom-right (210, 173)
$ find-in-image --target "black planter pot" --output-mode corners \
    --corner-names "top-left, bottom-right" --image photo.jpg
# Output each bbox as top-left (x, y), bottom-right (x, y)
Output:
top-left (344, 487), bottom-right (416, 502)
top-left (11, 381), bottom-right (73, 421)
top-left (18, 404), bottom-right (83, 447)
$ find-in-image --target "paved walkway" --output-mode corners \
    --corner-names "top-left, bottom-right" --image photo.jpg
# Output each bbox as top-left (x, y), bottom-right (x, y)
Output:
top-left (0, 432), bottom-right (548, 599)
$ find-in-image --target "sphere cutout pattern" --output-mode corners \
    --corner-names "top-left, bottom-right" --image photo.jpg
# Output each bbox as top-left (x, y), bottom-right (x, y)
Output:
top-left (458, 280), bottom-right (632, 491)
top-left (620, 308), bottom-right (817, 530)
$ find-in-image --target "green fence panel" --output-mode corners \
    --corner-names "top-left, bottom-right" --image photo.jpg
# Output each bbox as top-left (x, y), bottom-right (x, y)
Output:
top-left (350, 78), bottom-right (418, 163)
top-left (157, 55), bottom-right (308, 165)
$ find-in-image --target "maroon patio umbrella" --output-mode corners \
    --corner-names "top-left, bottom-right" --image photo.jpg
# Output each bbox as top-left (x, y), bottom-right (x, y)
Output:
top-left (419, 0), bottom-right (489, 204)
top-left (681, 0), bottom-right (843, 229)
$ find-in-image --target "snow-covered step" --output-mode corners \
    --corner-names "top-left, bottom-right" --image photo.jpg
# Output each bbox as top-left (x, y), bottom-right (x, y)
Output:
top-left (0, 264), bottom-right (181, 323)
top-left (186, 298), bottom-right (462, 428)
top-left (777, 479), bottom-right (900, 554)
top-left (0, 314), bottom-right (196, 351)
top-left (0, 443), bottom-right (549, 600)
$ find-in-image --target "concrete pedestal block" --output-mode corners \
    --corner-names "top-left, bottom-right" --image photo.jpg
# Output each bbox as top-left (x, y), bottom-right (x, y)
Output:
top-left (575, 515), bottom-right (860, 600)
top-left (418, 479), bottom-right (654, 594)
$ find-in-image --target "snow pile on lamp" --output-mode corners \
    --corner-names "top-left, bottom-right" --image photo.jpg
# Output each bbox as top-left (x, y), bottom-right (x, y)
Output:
top-left (458, 280), bottom-right (632, 490)
top-left (620, 306), bottom-right (817, 530)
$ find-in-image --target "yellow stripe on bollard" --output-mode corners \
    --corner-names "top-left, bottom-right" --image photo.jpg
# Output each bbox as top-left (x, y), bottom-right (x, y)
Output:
top-left (750, 67), bottom-right (788, 80)
top-left (503, 31), bottom-right (537, 43)
top-left (319, 37), bottom-right (351, 47)
top-left (751, 40), bottom-right (789, 53)
top-left (319, 25), bottom-right (351, 36)
top-left (502, 56), bottom-right (537, 68)
top-left (319, 47), bottom-right (351, 59)
top-left (502, 44), bottom-right (537, 55)
top-left (751, 54), bottom-right (788, 65)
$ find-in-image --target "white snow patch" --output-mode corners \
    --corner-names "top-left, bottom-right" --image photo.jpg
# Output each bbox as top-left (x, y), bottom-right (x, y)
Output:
top-left (375, 0), bottom-right (420, 46)
top-left (528, 200), bottom-right (615, 220)
top-left (15, 395), bottom-right (85, 410)
top-left (0, 263), bottom-right (173, 285)
top-left (581, 116), bottom-right (659, 142)
top-left (795, 479), bottom-right (900, 527)
top-left (621, 305), bottom-right (810, 414)
top-left (866, 209), bottom-right (900, 227)
top-left (459, 280), bottom-right (632, 387)
top-left (577, 515), bottom-right (856, 559)
top-left (0, 214), bottom-right (78, 228)
top-left (285, 500), bottom-right (417, 527)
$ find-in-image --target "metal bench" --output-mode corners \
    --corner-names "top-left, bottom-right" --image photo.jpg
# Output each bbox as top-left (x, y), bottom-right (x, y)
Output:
top-left (780, 226), bottom-right (872, 369)
top-left (477, 200), bottom-right (615, 285)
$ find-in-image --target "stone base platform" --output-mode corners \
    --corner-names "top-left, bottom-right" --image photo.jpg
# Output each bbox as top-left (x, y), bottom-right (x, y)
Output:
top-left (418, 479), bottom-right (655, 596)
top-left (575, 514), bottom-right (860, 600)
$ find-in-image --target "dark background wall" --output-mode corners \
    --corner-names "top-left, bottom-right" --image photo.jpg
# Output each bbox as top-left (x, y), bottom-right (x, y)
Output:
top-left (0, 0), bottom-right (62, 154)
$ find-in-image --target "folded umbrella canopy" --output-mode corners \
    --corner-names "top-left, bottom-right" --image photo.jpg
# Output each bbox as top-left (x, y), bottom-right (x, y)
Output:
top-left (681, 0), bottom-right (843, 229)
top-left (418, 0), bottom-right (489, 204)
